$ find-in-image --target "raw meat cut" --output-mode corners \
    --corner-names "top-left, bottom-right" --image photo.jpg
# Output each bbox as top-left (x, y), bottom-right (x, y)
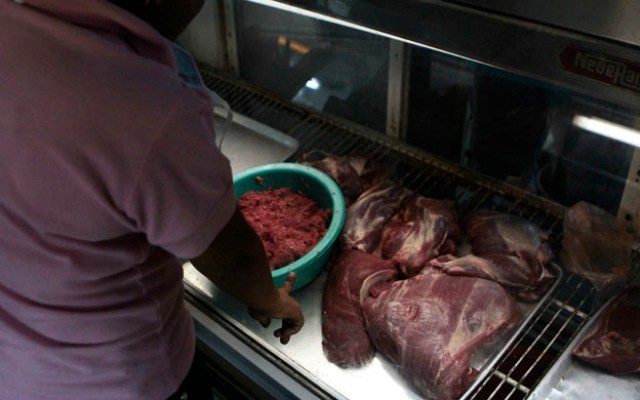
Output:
top-left (362, 268), bottom-right (522, 400)
top-left (300, 152), bottom-right (363, 204)
top-left (461, 209), bottom-right (555, 300)
top-left (321, 250), bottom-right (398, 367)
top-left (428, 253), bottom-right (555, 302)
top-left (340, 181), bottom-right (410, 253)
top-left (344, 151), bottom-right (386, 190)
top-left (299, 151), bottom-right (385, 205)
top-left (379, 195), bottom-right (459, 277)
top-left (572, 287), bottom-right (640, 374)
top-left (238, 187), bottom-right (330, 270)
top-left (463, 209), bottom-right (554, 265)
top-left (561, 201), bottom-right (636, 290)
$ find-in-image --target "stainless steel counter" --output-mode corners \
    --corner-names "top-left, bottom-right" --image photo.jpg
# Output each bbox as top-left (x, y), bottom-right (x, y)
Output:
top-left (183, 260), bottom-right (561, 400)
top-left (529, 298), bottom-right (640, 400)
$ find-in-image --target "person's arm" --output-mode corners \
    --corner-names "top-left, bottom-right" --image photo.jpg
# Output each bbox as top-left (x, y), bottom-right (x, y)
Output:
top-left (191, 207), bottom-right (304, 344)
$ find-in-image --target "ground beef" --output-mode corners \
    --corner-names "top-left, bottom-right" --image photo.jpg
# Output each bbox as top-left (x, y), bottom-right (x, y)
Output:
top-left (239, 187), bottom-right (331, 271)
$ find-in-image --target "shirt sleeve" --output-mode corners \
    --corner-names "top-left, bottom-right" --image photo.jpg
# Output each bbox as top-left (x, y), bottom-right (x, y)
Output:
top-left (124, 88), bottom-right (236, 259)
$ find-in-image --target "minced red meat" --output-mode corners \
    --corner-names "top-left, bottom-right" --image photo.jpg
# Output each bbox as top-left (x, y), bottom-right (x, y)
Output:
top-left (238, 187), bottom-right (331, 271)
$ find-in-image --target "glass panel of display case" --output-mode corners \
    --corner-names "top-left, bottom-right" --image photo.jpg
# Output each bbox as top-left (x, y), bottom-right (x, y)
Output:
top-left (234, 1), bottom-right (389, 132)
top-left (405, 46), bottom-right (638, 215)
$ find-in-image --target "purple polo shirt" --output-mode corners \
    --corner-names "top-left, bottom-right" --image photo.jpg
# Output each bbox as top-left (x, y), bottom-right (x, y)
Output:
top-left (0, 1), bottom-right (236, 399)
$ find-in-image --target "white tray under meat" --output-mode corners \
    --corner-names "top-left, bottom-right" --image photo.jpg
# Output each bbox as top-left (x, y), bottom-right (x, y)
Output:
top-left (184, 261), bottom-right (562, 400)
top-left (529, 298), bottom-right (640, 400)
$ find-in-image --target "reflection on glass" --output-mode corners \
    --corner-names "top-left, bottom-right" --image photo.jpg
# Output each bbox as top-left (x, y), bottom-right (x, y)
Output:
top-left (236, 1), bottom-right (389, 132)
top-left (234, 1), bottom-right (639, 215)
top-left (404, 46), bottom-right (637, 214)
top-left (573, 116), bottom-right (640, 148)
top-left (305, 77), bottom-right (321, 90)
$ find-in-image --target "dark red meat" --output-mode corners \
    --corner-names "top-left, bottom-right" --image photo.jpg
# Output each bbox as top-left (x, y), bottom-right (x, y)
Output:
top-left (238, 187), bottom-right (330, 270)
top-left (463, 209), bottom-right (554, 265)
top-left (572, 287), bottom-right (640, 374)
top-left (344, 152), bottom-right (385, 190)
top-left (340, 181), bottom-right (410, 253)
top-left (362, 268), bottom-right (522, 400)
top-left (299, 151), bottom-right (385, 205)
top-left (301, 154), bottom-right (363, 205)
top-left (321, 250), bottom-right (397, 368)
top-left (380, 196), bottom-right (459, 277)
top-left (461, 209), bottom-right (555, 300)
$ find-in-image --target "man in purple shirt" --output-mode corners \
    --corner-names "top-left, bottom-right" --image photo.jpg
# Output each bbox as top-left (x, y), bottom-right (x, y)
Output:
top-left (0, 1), bottom-right (304, 399)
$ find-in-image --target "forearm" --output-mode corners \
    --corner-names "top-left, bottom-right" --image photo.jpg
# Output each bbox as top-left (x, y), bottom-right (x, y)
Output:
top-left (191, 207), bottom-right (304, 344)
top-left (191, 207), bottom-right (280, 312)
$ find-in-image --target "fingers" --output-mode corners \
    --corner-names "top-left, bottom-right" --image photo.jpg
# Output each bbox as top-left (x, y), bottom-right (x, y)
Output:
top-left (280, 272), bottom-right (297, 293)
top-left (251, 273), bottom-right (304, 344)
top-left (256, 316), bottom-right (271, 328)
top-left (276, 276), bottom-right (304, 344)
top-left (248, 308), bottom-right (271, 328)
top-left (274, 317), bottom-right (304, 344)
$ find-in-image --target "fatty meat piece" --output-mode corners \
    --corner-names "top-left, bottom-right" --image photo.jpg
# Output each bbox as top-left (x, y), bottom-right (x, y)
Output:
top-left (463, 209), bottom-right (554, 265)
top-left (572, 287), bottom-right (640, 374)
top-left (340, 181), bottom-right (410, 254)
top-left (362, 268), bottom-right (522, 400)
top-left (321, 249), bottom-right (398, 368)
top-left (379, 196), bottom-right (459, 277)
top-left (428, 253), bottom-right (555, 302)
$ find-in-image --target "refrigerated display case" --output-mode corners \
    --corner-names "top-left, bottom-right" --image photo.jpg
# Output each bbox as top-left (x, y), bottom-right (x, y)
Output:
top-left (177, 1), bottom-right (640, 399)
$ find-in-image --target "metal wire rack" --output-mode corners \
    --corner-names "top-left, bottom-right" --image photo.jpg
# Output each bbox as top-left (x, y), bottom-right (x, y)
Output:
top-left (201, 68), bottom-right (598, 400)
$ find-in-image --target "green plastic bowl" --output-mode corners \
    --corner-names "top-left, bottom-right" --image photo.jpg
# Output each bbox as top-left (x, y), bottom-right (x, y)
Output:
top-left (233, 162), bottom-right (346, 292)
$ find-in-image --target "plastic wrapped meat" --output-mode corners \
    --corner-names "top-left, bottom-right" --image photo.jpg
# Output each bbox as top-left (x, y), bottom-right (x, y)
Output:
top-left (321, 250), bottom-right (397, 368)
top-left (572, 286), bottom-right (640, 374)
top-left (379, 196), bottom-right (459, 277)
top-left (561, 201), bottom-right (636, 291)
top-left (362, 268), bottom-right (522, 400)
top-left (428, 253), bottom-right (555, 302)
top-left (340, 181), bottom-right (410, 254)
top-left (463, 209), bottom-right (554, 265)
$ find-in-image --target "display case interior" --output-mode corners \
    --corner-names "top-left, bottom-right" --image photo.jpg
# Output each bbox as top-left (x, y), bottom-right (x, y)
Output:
top-left (178, 1), bottom-right (640, 399)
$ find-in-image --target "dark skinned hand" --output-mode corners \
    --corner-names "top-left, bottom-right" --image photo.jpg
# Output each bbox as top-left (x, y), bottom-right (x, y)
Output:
top-left (248, 272), bottom-right (304, 344)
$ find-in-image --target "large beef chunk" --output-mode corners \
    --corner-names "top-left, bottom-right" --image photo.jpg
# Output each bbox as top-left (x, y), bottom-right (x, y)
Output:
top-left (463, 209), bottom-right (554, 264)
top-left (461, 209), bottom-right (555, 301)
top-left (362, 268), bottom-right (522, 400)
top-left (300, 153), bottom-right (363, 205)
top-left (379, 195), bottom-right (459, 277)
top-left (572, 287), bottom-right (640, 374)
top-left (321, 250), bottom-right (397, 368)
top-left (340, 181), bottom-right (410, 253)
top-left (299, 151), bottom-right (385, 205)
